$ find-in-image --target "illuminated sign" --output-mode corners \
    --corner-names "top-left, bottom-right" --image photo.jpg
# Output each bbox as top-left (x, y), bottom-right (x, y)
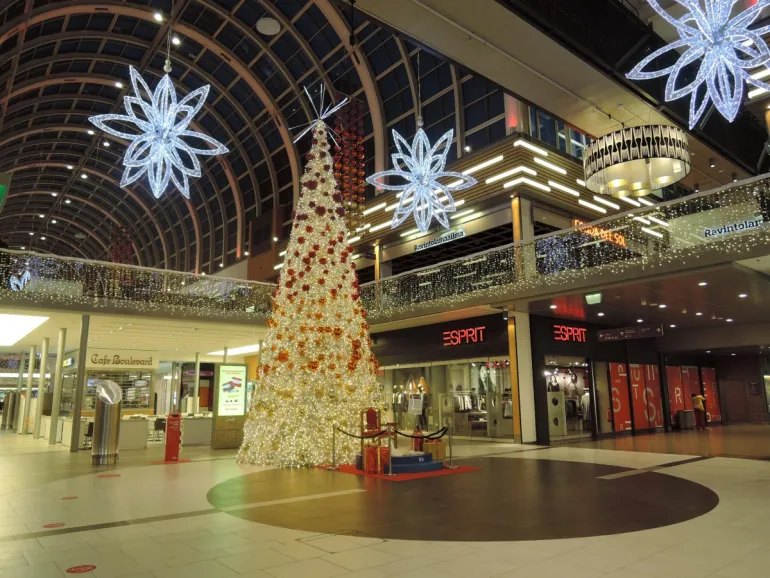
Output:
top-left (553, 325), bottom-right (587, 343)
top-left (415, 227), bottom-right (465, 252)
top-left (573, 219), bottom-right (627, 247)
top-left (62, 357), bottom-right (75, 368)
top-left (443, 326), bottom-right (486, 347)
top-left (217, 364), bottom-right (247, 417)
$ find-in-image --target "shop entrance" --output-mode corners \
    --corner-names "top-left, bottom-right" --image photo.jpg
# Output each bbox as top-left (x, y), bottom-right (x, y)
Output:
top-left (379, 356), bottom-right (514, 440)
top-left (544, 356), bottom-right (594, 441)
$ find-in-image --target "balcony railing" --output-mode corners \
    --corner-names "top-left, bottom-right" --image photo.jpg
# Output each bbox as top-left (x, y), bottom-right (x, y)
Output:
top-left (360, 175), bottom-right (770, 322)
top-left (0, 250), bottom-right (274, 322)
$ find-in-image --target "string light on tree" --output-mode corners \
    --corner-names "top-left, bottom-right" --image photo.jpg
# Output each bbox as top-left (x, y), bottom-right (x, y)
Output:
top-left (237, 119), bottom-right (384, 468)
top-left (627, 0), bottom-right (770, 129)
top-left (88, 65), bottom-right (228, 199)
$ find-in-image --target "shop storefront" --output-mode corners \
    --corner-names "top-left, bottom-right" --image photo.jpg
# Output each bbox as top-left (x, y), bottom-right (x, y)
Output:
top-left (530, 315), bottom-right (723, 445)
top-left (372, 314), bottom-right (517, 440)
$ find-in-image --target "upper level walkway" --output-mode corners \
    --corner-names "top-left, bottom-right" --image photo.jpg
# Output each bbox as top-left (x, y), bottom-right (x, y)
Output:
top-left (360, 175), bottom-right (770, 324)
top-left (2, 176), bottom-right (769, 326)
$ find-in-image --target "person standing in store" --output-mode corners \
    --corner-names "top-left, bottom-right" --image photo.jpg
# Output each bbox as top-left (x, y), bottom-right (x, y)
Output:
top-left (691, 392), bottom-right (707, 431)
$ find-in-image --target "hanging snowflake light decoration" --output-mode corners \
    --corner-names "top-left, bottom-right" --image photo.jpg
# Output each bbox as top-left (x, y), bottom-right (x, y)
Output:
top-left (89, 66), bottom-right (229, 199)
top-left (627, 0), bottom-right (770, 129)
top-left (366, 128), bottom-right (477, 233)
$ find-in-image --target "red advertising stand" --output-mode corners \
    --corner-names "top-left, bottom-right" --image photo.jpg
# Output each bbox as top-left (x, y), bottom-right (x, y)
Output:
top-left (164, 414), bottom-right (183, 462)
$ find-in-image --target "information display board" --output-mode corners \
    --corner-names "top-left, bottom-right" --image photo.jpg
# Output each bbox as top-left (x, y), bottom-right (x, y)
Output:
top-left (216, 364), bottom-right (247, 417)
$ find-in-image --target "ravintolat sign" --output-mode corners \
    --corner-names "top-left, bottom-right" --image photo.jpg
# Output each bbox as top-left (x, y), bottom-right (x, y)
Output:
top-left (443, 326), bottom-right (486, 347)
top-left (574, 219), bottom-right (626, 247)
top-left (86, 349), bottom-right (159, 370)
top-left (553, 324), bottom-right (587, 343)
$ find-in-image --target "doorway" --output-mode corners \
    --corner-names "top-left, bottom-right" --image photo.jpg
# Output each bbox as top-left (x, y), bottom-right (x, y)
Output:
top-left (544, 356), bottom-right (594, 441)
top-left (720, 379), bottom-right (750, 423)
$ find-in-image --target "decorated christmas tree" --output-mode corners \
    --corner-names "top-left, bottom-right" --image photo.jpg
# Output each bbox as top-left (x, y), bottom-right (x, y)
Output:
top-left (237, 120), bottom-right (384, 468)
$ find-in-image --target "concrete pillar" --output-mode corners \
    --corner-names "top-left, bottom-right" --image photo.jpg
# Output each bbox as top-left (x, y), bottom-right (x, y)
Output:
top-left (20, 345), bottom-right (35, 434)
top-left (70, 315), bottom-right (90, 452)
top-left (193, 352), bottom-right (201, 413)
top-left (513, 312), bottom-right (536, 443)
top-left (49, 328), bottom-right (67, 445)
top-left (14, 350), bottom-right (25, 431)
top-left (33, 338), bottom-right (49, 438)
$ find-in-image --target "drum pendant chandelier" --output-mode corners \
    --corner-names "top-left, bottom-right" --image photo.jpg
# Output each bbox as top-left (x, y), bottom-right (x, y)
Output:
top-left (583, 125), bottom-right (691, 198)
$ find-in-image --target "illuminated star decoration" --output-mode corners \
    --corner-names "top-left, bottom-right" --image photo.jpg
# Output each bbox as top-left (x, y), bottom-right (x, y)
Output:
top-left (9, 270), bottom-right (31, 292)
top-left (291, 84), bottom-right (349, 144)
top-left (627, 0), bottom-right (770, 129)
top-left (366, 128), bottom-right (477, 233)
top-left (89, 66), bottom-right (229, 199)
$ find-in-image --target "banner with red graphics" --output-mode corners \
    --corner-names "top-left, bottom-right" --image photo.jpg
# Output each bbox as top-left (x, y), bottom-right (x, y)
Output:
top-left (680, 366), bottom-right (701, 409)
top-left (643, 364), bottom-right (664, 428)
top-left (609, 362), bottom-right (632, 432)
top-left (701, 367), bottom-right (722, 422)
top-left (666, 366), bottom-right (686, 422)
top-left (629, 364), bottom-right (650, 430)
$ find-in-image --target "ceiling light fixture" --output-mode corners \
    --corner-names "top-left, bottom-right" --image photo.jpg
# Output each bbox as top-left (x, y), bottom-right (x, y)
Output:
top-left (486, 166), bottom-right (536, 185)
top-left (548, 181), bottom-right (580, 197)
top-left (738, 293), bottom-right (748, 298)
top-left (637, 318), bottom-right (644, 323)
top-left (64, 199), bottom-right (71, 204)
top-left (549, 304), bottom-right (557, 310)
top-left (597, 312), bottom-right (605, 317)
top-left (171, 36), bottom-right (181, 46)
top-left (514, 139), bottom-right (548, 156)
top-left (153, 12), bottom-right (163, 22)
top-left (51, 219), bottom-right (57, 224)
top-left (619, 196), bottom-right (641, 207)
top-left (66, 165), bottom-right (73, 170)
top-left (659, 304), bottom-right (667, 308)
top-left (593, 196), bottom-right (620, 210)
top-left (115, 81), bottom-right (123, 89)
top-left (670, 324), bottom-right (676, 328)
top-left (698, 281), bottom-right (708, 286)
top-left (583, 125), bottom-right (690, 198)
top-left (464, 145), bottom-right (471, 152)
top-left (534, 157), bottom-right (567, 175)
top-left (363, 202), bottom-right (386, 215)
top-left (637, 197), bottom-right (655, 207)
top-left (87, 130), bottom-right (94, 135)
top-left (726, 318), bottom-right (734, 322)
top-left (696, 312), bottom-right (703, 316)
top-left (0, 314), bottom-right (49, 346)
top-left (256, 16), bottom-right (281, 35)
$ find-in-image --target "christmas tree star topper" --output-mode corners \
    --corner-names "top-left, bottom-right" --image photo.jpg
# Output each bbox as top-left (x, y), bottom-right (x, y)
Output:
top-left (627, 0), bottom-right (770, 129)
top-left (291, 84), bottom-right (349, 145)
top-left (89, 65), bottom-right (229, 199)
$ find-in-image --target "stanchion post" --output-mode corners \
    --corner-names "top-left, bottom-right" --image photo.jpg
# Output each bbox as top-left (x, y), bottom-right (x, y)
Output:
top-left (448, 426), bottom-right (457, 469)
top-left (328, 426), bottom-right (337, 471)
top-left (387, 425), bottom-right (395, 476)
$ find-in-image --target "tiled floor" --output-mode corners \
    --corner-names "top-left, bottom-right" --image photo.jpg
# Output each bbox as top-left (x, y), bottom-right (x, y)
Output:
top-left (1, 429), bottom-right (769, 577)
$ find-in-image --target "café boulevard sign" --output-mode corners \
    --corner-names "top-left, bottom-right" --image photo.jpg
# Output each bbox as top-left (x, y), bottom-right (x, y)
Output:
top-left (86, 348), bottom-right (159, 370)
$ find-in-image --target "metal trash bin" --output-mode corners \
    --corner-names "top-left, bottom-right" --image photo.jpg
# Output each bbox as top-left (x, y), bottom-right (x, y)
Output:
top-left (677, 409), bottom-right (695, 430)
top-left (91, 380), bottom-right (122, 465)
top-left (2, 392), bottom-right (16, 429)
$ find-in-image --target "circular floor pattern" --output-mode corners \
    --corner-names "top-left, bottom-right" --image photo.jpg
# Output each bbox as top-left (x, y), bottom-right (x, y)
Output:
top-left (207, 457), bottom-right (719, 541)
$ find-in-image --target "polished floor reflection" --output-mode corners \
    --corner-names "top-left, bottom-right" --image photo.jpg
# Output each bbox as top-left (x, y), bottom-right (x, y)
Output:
top-left (0, 429), bottom-right (769, 577)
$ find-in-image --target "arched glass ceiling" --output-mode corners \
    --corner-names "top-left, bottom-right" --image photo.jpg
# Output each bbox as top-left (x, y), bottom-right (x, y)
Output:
top-left (0, 0), bottom-right (508, 272)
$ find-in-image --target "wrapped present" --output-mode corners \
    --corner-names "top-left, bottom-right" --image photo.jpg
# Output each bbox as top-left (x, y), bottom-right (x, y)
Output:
top-left (424, 441), bottom-right (446, 461)
top-left (364, 445), bottom-right (390, 474)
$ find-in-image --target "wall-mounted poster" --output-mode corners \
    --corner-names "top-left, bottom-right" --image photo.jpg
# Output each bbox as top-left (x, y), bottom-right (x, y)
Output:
top-left (217, 365), bottom-right (247, 417)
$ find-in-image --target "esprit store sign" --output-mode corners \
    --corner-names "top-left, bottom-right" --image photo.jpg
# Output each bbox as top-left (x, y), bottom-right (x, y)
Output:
top-left (553, 325), bottom-right (587, 343)
top-left (86, 349), bottom-right (159, 370)
top-left (443, 326), bottom-right (486, 347)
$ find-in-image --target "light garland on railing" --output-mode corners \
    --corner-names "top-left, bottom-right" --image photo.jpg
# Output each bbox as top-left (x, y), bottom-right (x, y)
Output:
top-left (0, 251), bottom-right (273, 321)
top-left (627, 0), bottom-right (770, 128)
top-left (359, 176), bottom-right (770, 323)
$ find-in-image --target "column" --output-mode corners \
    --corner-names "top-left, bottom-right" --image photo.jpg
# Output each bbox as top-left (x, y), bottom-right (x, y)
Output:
top-left (69, 315), bottom-right (90, 452)
top-left (193, 352), bottom-right (201, 413)
top-left (223, 347), bottom-right (228, 364)
top-left (512, 312), bottom-right (536, 443)
top-left (14, 350), bottom-right (25, 431)
top-left (20, 345), bottom-right (35, 435)
top-left (33, 338), bottom-right (49, 438)
top-left (49, 328), bottom-right (67, 445)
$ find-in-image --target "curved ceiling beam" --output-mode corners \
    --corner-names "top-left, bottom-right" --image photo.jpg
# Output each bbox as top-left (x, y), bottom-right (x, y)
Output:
top-left (395, 37), bottom-right (418, 121)
top-left (3, 231), bottom-right (92, 260)
top-left (0, 73), bottom-right (241, 262)
top-left (196, 0), bottom-right (314, 120)
top-left (4, 156), bottom-right (176, 267)
top-left (1, 29), bottom-right (279, 205)
top-left (0, 3), bottom-right (303, 206)
top-left (8, 161), bottom-right (170, 267)
top-left (4, 189), bottom-right (145, 266)
top-left (7, 174), bottom-right (160, 267)
top-left (315, 0), bottom-right (386, 174)
top-left (257, 0), bottom-right (337, 102)
top-left (0, 212), bottom-right (109, 256)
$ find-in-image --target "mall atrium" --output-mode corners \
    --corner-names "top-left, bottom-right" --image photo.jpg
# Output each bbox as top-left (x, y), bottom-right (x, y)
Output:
top-left (1, 0), bottom-right (770, 577)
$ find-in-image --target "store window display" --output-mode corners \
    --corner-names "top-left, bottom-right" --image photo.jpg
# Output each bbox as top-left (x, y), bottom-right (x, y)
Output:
top-left (543, 356), bottom-right (593, 440)
top-left (379, 357), bottom-right (513, 439)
